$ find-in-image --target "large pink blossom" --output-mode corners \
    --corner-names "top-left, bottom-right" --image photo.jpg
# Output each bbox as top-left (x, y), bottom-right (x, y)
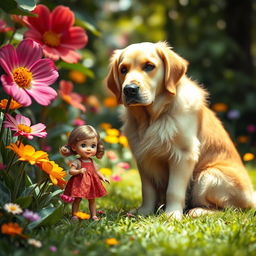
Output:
top-left (4, 113), bottom-right (47, 140)
top-left (0, 39), bottom-right (58, 106)
top-left (24, 5), bottom-right (88, 63)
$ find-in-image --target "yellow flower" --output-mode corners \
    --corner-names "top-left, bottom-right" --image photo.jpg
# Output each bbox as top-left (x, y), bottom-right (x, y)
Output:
top-left (1, 222), bottom-right (23, 236)
top-left (4, 203), bottom-right (22, 214)
top-left (100, 123), bottom-right (112, 130)
top-left (103, 97), bottom-right (118, 108)
top-left (237, 136), bottom-right (249, 143)
top-left (6, 142), bottom-right (49, 165)
top-left (106, 128), bottom-right (120, 137)
top-left (0, 99), bottom-right (22, 110)
top-left (74, 211), bottom-right (90, 220)
top-left (105, 238), bottom-right (119, 246)
top-left (119, 135), bottom-right (129, 147)
top-left (104, 135), bottom-right (119, 144)
top-left (243, 153), bottom-right (254, 161)
top-left (69, 70), bottom-right (86, 84)
top-left (99, 168), bottom-right (112, 176)
top-left (211, 103), bottom-right (228, 112)
top-left (39, 161), bottom-right (67, 188)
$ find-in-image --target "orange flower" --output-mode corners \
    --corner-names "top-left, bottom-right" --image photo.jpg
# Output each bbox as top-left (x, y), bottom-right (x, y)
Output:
top-left (105, 238), bottom-right (119, 245)
top-left (106, 128), bottom-right (120, 137)
top-left (59, 80), bottom-right (86, 112)
top-left (104, 136), bottom-right (119, 144)
top-left (1, 222), bottom-right (23, 236)
top-left (103, 97), bottom-right (118, 108)
top-left (243, 153), bottom-right (255, 161)
top-left (100, 123), bottom-right (112, 130)
top-left (74, 211), bottom-right (90, 220)
top-left (69, 70), bottom-right (86, 84)
top-left (211, 103), bottom-right (228, 112)
top-left (237, 136), bottom-right (249, 143)
top-left (6, 142), bottom-right (49, 165)
top-left (39, 160), bottom-right (67, 188)
top-left (86, 95), bottom-right (101, 112)
top-left (0, 99), bottom-right (22, 110)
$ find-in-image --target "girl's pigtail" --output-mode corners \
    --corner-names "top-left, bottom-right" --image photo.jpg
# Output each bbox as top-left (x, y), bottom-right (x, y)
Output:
top-left (96, 140), bottom-right (104, 159)
top-left (59, 145), bottom-right (73, 157)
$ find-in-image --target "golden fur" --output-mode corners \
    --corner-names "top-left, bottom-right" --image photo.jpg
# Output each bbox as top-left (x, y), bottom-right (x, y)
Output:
top-left (106, 41), bottom-right (255, 219)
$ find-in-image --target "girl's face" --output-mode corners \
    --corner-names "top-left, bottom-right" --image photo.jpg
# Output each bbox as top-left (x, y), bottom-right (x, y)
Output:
top-left (72, 137), bottom-right (98, 159)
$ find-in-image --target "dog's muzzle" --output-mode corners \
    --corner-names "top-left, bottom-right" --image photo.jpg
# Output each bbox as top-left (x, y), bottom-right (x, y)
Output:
top-left (123, 84), bottom-right (141, 104)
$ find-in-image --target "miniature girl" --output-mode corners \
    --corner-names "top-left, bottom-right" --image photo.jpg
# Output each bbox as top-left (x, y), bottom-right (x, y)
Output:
top-left (60, 125), bottom-right (109, 220)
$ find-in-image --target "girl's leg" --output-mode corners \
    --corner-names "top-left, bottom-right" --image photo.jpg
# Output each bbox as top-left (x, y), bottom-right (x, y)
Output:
top-left (72, 197), bottom-right (82, 216)
top-left (88, 199), bottom-right (98, 219)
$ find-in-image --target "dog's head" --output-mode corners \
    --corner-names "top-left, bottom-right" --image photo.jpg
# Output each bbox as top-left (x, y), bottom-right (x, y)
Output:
top-left (106, 41), bottom-right (188, 106)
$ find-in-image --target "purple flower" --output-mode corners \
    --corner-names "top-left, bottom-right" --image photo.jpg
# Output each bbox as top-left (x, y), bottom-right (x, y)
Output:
top-left (49, 245), bottom-right (58, 252)
top-left (227, 109), bottom-right (240, 120)
top-left (23, 209), bottom-right (41, 222)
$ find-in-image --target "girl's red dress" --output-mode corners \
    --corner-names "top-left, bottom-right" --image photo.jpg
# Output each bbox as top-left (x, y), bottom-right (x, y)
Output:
top-left (64, 158), bottom-right (107, 199)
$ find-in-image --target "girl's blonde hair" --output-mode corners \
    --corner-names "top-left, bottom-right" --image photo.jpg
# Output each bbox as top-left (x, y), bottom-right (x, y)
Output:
top-left (59, 125), bottom-right (104, 159)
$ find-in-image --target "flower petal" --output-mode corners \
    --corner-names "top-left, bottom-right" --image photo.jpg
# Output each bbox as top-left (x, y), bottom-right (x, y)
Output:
top-left (30, 59), bottom-right (58, 85)
top-left (59, 80), bottom-right (73, 94)
top-left (16, 114), bottom-right (31, 126)
top-left (61, 27), bottom-right (88, 50)
top-left (42, 45), bottom-right (60, 61)
top-left (50, 6), bottom-right (74, 33)
top-left (25, 4), bottom-right (50, 34)
top-left (1, 75), bottom-right (32, 106)
top-left (25, 85), bottom-right (57, 106)
top-left (56, 47), bottom-right (81, 63)
top-left (24, 28), bottom-right (44, 44)
top-left (16, 39), bottom-right (43, 69)
top-left (0, 44), bottom-right (18, 75)
top-left (3, 114), bottom-right (18, 130)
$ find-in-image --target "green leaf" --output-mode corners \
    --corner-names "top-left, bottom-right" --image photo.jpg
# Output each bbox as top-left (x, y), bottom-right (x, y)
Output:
top-left (57, 62), bottom-right (95, 78)
top-left (41, 189), bottom-right (63, 207)
top-left (14, 195), bottom-right (33, 208)
top-left (0, 181), bottom-right (11, 206)
top-left (75, 18), bottom-right (101, 37)
top-left (0, 0), bottom-right (36, 16)
top-left (47, 124), bottom-right (73, 139)
top-left (27, 205), bottom-right (63, 230)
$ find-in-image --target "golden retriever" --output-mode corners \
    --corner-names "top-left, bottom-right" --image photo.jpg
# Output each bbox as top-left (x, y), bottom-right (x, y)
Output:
top-left (106, 41), bottom-right (255, 220)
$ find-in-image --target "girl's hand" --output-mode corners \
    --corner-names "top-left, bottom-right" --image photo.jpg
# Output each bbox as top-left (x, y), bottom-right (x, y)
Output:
top-left (79, 168), bottom-right (86, 174)
top-left (102, 177), bottom-right (110, 184)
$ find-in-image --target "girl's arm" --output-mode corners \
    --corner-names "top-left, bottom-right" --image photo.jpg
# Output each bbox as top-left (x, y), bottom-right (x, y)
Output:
top-left (69, 160), bottom-right (86, 176)
top-left (96, 170), bottom-right (110, 183)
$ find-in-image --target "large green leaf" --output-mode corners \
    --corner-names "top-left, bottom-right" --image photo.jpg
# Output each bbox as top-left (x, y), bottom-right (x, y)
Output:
top-left (75, 18), bottom-right (101, 37)
top-left (14, 195), bottom-right (33, 208)
top-left (27, 205), bottom-right (63, 230)
top-left (57, 62), bottom-right (95, 78)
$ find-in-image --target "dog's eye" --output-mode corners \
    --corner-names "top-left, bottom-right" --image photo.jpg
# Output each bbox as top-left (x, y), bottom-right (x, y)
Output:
top-left (120, 66), bottom-right (128, 74)
top-left (143, 63), bottom-right (155, 72)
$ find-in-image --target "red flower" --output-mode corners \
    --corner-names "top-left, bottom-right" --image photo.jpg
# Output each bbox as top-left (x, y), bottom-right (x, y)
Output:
top-left (24, 5), bottom-right (88, 63)
top-left (59, 80), bottom-right (86, 112)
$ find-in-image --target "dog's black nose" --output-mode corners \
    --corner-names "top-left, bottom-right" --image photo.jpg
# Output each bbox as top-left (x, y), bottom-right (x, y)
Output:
top-left (123, 84), bottom-right (139, 97)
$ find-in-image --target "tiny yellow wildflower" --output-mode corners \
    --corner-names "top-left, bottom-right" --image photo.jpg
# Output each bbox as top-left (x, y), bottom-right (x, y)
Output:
top-left (105, 238), bottom-right (119, 246)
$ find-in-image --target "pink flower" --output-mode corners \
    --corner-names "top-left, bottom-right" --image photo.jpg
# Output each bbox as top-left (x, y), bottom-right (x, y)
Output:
top-left (117, 162), bottom-right (130, 170)
top-left (24, 5), bottom-right (88, 63)
top-left (4, 114), bottom-right (47, 140)
top-left (59, 80), bottom-right (86, 112)
top-left (106, 150), bottom-right (118, 161)
top-left (0, 20), bottom-right (13, 33)
top-left (73, 118), bottom-right (85, 126)
top-left (0, 39), bottom-right (58, 106)
top-left (247, 124), bottom-right (256, 133)
top-left (111, 174), bottom-right (122, 182)
top-left (60, 194), bottom-right (74, 203)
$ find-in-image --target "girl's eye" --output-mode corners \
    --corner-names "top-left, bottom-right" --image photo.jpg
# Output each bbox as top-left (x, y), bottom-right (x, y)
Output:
top-left (143, 63), bottom-right (155, 72)
top-left (81, 144), bottom-right (86, 148)
top-left (91, 144), bottom-right (96, 148)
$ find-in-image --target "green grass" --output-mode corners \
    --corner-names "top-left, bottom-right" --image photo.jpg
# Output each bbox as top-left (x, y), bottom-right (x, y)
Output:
top-left (4, 169), bottom-right (256, 256)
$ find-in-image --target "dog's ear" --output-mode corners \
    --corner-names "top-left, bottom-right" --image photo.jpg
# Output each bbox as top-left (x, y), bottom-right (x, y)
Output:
top-left (156, 42), bottom-right (188, 95)
top-left (105, 50), bottom-right (122, 104)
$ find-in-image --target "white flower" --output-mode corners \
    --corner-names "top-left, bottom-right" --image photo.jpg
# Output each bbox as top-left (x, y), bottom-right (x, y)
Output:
top-left (28, 238), bottom-right (42, 248)
top-left (4, 203), bottom-right (23, 214)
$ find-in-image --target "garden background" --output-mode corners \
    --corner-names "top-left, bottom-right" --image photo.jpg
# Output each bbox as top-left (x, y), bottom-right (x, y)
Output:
top-left (0, 0), bottom-right (256, 255)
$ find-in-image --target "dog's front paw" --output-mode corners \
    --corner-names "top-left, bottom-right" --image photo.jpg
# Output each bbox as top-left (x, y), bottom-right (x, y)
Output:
top-left (129, 206), bottom-right (154, 216)
top-left (165, 209), bottom-right (183, 221)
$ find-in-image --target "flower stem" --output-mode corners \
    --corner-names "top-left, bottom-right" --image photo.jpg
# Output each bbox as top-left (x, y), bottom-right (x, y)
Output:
top-left (13, 162), bottom-right (26, 200)
top-left (0, 96), bottom-right (12, 145)
top-left (8, 29), bottom-right (16, 44)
